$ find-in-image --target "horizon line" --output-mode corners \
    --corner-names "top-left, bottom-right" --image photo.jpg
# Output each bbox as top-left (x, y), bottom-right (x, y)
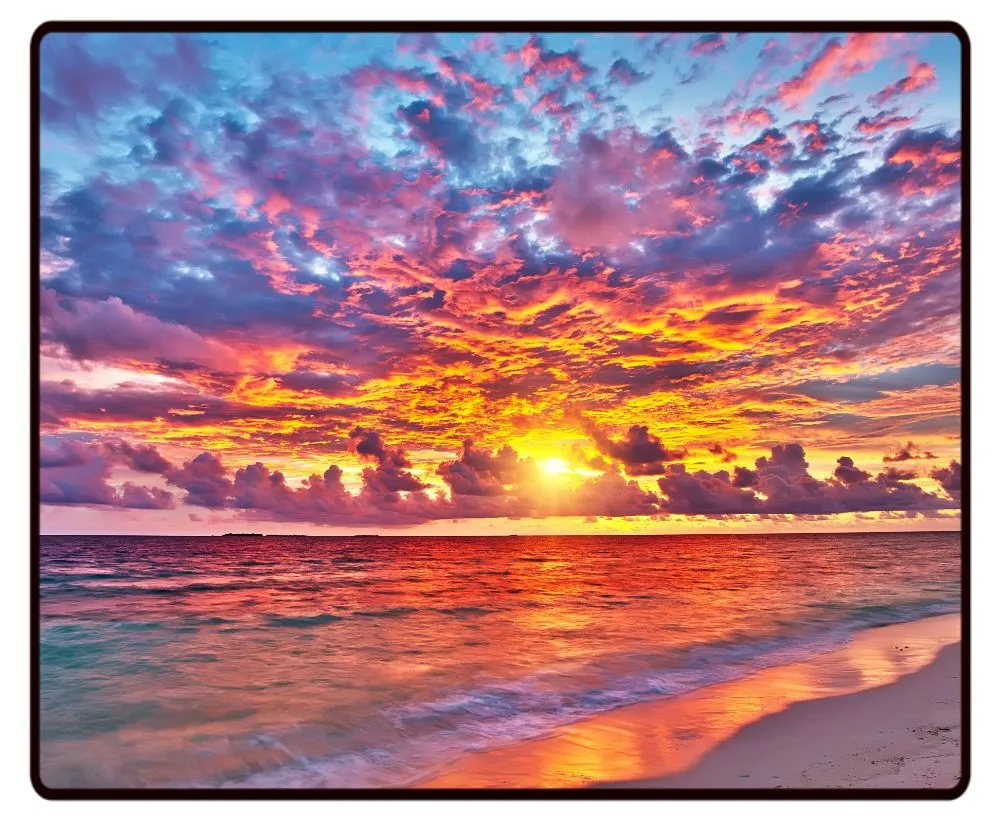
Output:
top-left (38, 528), bottom-right (962, 539)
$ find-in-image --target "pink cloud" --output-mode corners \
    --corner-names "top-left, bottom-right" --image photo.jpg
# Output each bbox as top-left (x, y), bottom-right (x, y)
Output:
top-left (869, 59), bottom-right (937, 106)
top-left (773, 34), bottom-right (894, 110)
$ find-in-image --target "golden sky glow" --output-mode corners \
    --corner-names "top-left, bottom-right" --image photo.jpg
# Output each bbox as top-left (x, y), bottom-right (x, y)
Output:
top-left (38, 31), bottom-right (962, 534)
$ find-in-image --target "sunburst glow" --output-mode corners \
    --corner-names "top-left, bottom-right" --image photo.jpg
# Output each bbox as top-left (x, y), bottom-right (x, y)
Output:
top-left (540, 457), bottom-right (571, 476)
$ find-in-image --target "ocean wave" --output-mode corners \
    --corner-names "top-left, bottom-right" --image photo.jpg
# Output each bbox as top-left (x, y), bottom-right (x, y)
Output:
top-left (207, 596), bottom-right (959, 789)
top-left (352, 607), bottom-right (420, 619)
top-left (264, 613), bottom-right (345, 628)
top-left (41, 579), bottom-right (266, 597)
top-left (434, 606), bottom-right (497, 617)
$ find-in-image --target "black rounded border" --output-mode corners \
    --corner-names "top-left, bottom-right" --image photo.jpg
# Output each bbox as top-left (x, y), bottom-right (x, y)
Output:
top-left (29, 19), bottom-right (971, 802)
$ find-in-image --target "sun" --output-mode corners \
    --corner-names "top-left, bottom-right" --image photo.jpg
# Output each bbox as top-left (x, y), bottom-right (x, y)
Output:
top-left (539, 457), bottom-right (570, 476)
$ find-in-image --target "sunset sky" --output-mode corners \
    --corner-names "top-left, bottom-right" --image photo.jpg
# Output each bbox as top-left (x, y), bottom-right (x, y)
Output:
top-left (38, 30), bottom-right (963, 535)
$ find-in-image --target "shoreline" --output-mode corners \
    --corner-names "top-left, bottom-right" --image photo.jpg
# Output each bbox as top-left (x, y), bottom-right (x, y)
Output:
top-left (604, 641), bottom-right (961, 790)
top-left (416, 613), bottom-right (961, 789)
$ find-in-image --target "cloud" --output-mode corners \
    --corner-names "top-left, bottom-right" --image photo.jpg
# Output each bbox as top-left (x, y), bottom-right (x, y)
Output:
top-left (658, 465), bottom-right (762, 514)
top-left (701, 306), bottom-right (762, 327)
top-left (790, 364), bottom-right (960, 403)
top-left (516, 36), bottom-right (593, 87)
top-left (833, 455), bottom-right (870, 485)
top-left (773, 34), bottom-right (892, 109)
top-left (789, 118), bottom-right (838, 155)
top-left (864, 128), bottom-right (961, 198)
top-left (39, 35), bottom-right (134, 130)
top-left (869, 60), bottom-right (936, 106)
top-left (856, 110), bottom-right (918, 136)
top-left (770, 168), bottom-right (849, 219)
top-left (41, 289), bottom-right (232, 370)
top-left (37, 33), bottom-right (962, 532)
top-left (39, 440), bottom-right (118, 506)
top-left (152, 35), bottom-right (212, 88)
top-left (930, 460), bottom-right (961, 500)
top-left (667, 443), bottom-right (954, 516)
top-left (883, 441), bottom-right (937, 462)
top-left (707, 443), bottom-right (737, 462)
top-left (689, 33), bottom-right (733, 57)
top-left (877, 466), bottom-right (918, 484)
top-left (183, 458), bottom-right (361, 524)
top-left (41, 433), bottom-right (959, 524)
top-left (544, 127), bottom-right (714, 250)
top-left (349, 427), bottom-right (428, 497)
top-left (606, 58), bottom-right (650, 86)
top-left (400, 100), bottom-right (482, 171)
top-left (743, 128), bottom-right (794, 166)
top-left (165, 452), bottom-right (233, 509)
top-left (118, 482), bottom-right (175, 509)
top-left (39, 439), bottom-right (174, 509)
top-left (741, 443), bottom-right (952, 514)
top-left (438, 439), bottom-right (535, 496)
top-left (585, 421), bottom-right (686, 476)
top-left (714, 107), bottom-right (775, 136)
top-left (559, 471), bottom-right (661, 517)
top-left (103, 440), bottom-right (174, 473)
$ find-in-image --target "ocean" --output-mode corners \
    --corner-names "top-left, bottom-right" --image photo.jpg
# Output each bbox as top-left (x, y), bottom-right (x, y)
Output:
top-left (38, 531), bottom-right (961, 789)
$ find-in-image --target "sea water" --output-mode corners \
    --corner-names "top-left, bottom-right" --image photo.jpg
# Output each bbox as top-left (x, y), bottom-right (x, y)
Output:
top-left (38, 531), bottom-right (961, 788)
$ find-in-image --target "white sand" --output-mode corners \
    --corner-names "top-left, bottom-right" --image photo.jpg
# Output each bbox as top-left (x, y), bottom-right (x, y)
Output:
top-left (612, 642), bottom-right (962, 790)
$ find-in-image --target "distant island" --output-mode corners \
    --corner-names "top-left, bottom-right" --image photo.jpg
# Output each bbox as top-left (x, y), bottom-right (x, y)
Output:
top-left (222, 532), bottom-right (265, 537)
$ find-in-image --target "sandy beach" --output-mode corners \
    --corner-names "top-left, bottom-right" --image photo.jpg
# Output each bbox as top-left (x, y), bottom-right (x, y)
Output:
top-left (608, 641), bottom-right (962, 790)
top-left (417, 614), bottom-right (962, 790)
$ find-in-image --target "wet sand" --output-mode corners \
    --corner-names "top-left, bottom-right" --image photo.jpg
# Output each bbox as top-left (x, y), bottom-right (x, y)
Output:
top-left (416, 613), bottom-right (961, 789)
top-left (607, 642), bottom-right (961, 790)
